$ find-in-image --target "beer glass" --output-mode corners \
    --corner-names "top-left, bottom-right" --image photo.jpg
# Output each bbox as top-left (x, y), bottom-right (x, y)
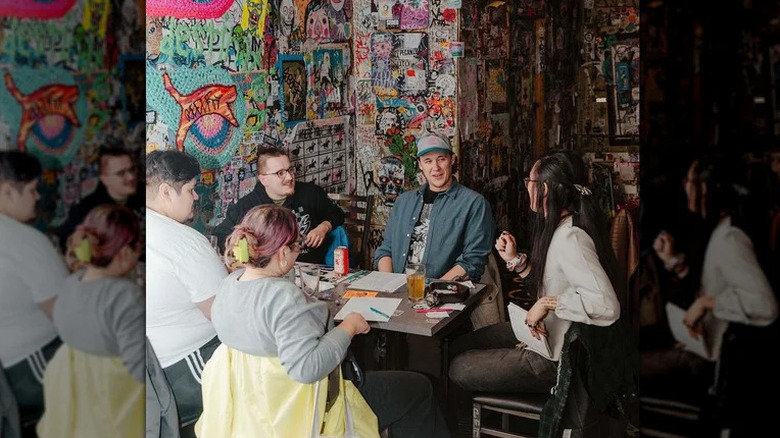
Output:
top-left (405, 263), bottom-right (426, 304)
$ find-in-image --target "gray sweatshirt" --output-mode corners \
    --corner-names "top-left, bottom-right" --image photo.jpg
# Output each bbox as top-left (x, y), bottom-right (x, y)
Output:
top-left (53, 271), bottom-right (145, 383)
top-left (211, 270), bottom-right (351, 384)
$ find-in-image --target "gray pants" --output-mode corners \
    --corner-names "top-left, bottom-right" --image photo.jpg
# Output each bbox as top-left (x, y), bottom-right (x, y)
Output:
top-left (448, 322), bottom-right (557, 393)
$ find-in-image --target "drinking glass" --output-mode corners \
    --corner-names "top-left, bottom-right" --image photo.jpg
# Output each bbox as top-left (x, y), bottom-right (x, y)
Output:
top-left (405, 263), bottom-right (426, 304)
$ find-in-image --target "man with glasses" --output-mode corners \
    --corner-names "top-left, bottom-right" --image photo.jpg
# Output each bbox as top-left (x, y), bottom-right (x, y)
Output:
top-left (214, 147), bottom-right (344, 264)
top-left (54, 144), bottom-right (143, 252)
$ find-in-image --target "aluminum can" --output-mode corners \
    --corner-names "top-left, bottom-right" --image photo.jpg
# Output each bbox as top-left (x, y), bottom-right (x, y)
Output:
top-left (334, 246), bottom-right (349, 275)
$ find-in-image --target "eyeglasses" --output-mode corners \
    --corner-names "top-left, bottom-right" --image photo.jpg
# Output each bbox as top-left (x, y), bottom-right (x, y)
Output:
top-left (289, 236), bottom-right (305, 252)
top-left (261, 167), bottom-right (295, 178)
top-left (523, 177), bottom-right (539, 187)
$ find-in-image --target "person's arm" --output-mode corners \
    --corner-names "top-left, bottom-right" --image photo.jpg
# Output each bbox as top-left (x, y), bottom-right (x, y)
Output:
top-left (273, 290), bottom-right (352, 384)
top-left (440, 265), bottom-right (467, 281)
top-left (315, 185), bottom-right (345, 229)
top-left (195, 296), bottom-right (216, 321)
top-left (553, 228), bottom-right (620, 326)
top-left (377, 256), bottom-right (393, 272)
top-left (25, 232), bottom-right (68, 319)
top-left (452, 197), bottom-right (495, 280)
top-left (108, 282), bottom-right (146, 383)
top-left (373, 202), bottom-right (399, 272)
top-left (178, 235), bottom-right (228, 319)
top-left (709, 228), bottom-right (777, 326)
top-left (37, 297), bottom-right (57, 319)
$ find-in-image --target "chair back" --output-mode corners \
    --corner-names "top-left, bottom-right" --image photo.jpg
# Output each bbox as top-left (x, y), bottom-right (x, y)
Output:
top-left (327, 193), bottom-right (374, 269)
top-left (146, 339), bottom-right (181, 438)
top-left (0, 359), bottom-right (22, 438)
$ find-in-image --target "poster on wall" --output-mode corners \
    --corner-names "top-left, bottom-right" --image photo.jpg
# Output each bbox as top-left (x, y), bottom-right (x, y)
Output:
top-left (307, 46), bottom-right (349, 119)
top-left (278, 54), bottom-right (308, 126)
top-left (146, 66), bottom-right (247, 170)
top-left (285, 117), bottom-right (349, 193)
top-left (609, 38), bottom-right (639, 140)
top-left (375, 0), bottom-right (430, 31)
top-left (0, 67), bottom-right (87, 168)
top-left (485, 60), bottom-right (508, 114)
top-left (371, 32), bottom-right (429, 98)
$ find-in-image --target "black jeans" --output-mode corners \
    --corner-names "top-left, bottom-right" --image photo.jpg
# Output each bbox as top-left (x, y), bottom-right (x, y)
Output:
top-left (358, 370), bottom-right (450, 438)
top-left (448, 321), bottom-right (557, 393)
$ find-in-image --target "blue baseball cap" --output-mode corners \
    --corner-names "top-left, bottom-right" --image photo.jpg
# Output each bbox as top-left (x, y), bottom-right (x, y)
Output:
top-left (416, 133), bottom-right (453, 157)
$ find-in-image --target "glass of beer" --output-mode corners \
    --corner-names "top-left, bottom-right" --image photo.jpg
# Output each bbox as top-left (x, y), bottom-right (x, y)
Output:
top-left (405, 263), bottom-right (426, 304)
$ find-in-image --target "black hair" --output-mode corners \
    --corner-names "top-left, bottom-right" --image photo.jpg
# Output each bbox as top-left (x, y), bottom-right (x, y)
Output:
top-left (0, 151), bottom-right (42, 190)
top-left (527, 150), bottom-right (623, 303)
top-left (98, 143), bottom-right (133, 173)
top-left (257, 147), bottom-right (290, 173)
top-left (146, 150), bottom-right (200, 193)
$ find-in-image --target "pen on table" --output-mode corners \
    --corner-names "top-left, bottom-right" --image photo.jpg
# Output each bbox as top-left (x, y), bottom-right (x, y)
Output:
top-left (369, 307), bottom-right (392, 319)
top-left (415, 308), bottom-right (453, 314)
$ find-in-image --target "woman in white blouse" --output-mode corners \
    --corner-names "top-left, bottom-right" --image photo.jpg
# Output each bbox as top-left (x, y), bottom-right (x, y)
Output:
top-left (449, 151), bottom-right (623, 393)
top-left (670, 157), bottom-right (776, 355)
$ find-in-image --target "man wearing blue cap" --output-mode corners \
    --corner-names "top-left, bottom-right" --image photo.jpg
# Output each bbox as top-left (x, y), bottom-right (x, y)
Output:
top-left (374, 133), bottom-right (494, 280)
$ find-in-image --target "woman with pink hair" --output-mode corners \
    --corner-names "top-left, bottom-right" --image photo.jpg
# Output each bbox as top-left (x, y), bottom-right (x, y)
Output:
top-left (197, 204), bottom-right (449, 438)
top-left (37, 204), bottom-right (144, 438)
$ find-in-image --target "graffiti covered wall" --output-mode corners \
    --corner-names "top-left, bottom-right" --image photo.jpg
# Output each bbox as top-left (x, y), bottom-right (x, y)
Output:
top-left (1, 0), bottom-right (145, 232)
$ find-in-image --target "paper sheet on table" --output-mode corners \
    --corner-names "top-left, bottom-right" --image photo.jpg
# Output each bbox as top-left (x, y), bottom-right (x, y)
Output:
top-left (507, 303), bottom-right (553, 360)
top-left (347, 272), bottom-right (407, 293)
top-left (334, 297), bottom-right (402, 322)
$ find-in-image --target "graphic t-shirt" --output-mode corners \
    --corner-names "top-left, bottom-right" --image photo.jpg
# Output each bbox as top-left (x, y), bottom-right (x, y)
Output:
top-left (407, 187), bottom-right (440, 265)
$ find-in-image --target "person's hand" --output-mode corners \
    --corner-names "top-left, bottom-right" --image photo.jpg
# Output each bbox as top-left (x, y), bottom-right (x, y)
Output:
top-left (495, 231), bottom-right (518, 262)
top-left (339, 312), bottom-right (371, 337)
top-left (525, 299), bottom-right (553, 340)
top-left (305, 223), bottom-right (330, 248)
top-left (683, 296), bottom-right (715, 339)
top-left (653, 231), bottom-right (675, 264)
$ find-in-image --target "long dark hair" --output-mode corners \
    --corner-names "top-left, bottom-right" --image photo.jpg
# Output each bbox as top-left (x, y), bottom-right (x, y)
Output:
top-left (528, 151), bottom-right (623, 302)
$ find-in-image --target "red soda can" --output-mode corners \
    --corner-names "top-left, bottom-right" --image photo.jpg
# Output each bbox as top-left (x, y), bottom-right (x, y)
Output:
top-left (334, 246), bottom-right (349, 275)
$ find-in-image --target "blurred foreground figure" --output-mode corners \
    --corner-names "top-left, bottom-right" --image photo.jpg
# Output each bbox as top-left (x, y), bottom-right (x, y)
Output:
top-left (0, 151), bottom-right (67, 436)
top-left (36, 204), bottom-right (144, 438)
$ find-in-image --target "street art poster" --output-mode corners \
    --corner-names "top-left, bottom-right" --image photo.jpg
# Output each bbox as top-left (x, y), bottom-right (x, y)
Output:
top-left (307, 47), bottom-right (349, 119)
top-left (279, 55), bottom-right (308, 125)
top-left (284, 117), bottom-right (350, 192)
top-left (459, 57), bottom-right (480, 139)
top-left (610, 38), bottom-right (639, 138)
top-left (371, 33), bottom-right (429, 98)
top-left (482, 0), bottom-right (509, 60)
top-left (146, 66), bottom-right (247, 169)
top-left (280, 0), bottom-right (353, 53)
top-left (147, 0), bottom-right (235, 19)
top-left (486, 61), bottom-right (507, 113)
top-left (0, 0), bottom-right (77, 19)
top-left (0, 67), bottom-right (87, 168)
top-left (375, 0), bottom-right (429, 31)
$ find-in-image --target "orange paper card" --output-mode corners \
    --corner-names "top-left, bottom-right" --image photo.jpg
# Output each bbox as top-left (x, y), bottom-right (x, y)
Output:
top-left (343, 290), bottom-right (379, 298)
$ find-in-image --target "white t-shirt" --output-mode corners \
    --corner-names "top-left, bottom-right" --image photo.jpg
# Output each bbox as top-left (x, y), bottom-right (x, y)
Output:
top-left (145, 208), bottom-right (227, 368)
top-left (0, 213), bottom-right (67, 367)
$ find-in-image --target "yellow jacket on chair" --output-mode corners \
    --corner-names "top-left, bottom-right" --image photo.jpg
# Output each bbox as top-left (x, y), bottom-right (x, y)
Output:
top-left (195, 344), bottom-right (379, 438)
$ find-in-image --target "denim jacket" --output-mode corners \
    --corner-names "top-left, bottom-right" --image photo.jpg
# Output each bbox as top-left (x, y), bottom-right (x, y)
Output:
top-left (373, 180), bottom-right (495, 279)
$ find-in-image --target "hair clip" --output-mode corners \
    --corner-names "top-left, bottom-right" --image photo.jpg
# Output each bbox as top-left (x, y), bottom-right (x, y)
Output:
top-left (233, 238), bottom-right (249, 263)
top-left (74, 238), bottom-right (92, 263)
top-left (574, 184), bottom-right (592, 196)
